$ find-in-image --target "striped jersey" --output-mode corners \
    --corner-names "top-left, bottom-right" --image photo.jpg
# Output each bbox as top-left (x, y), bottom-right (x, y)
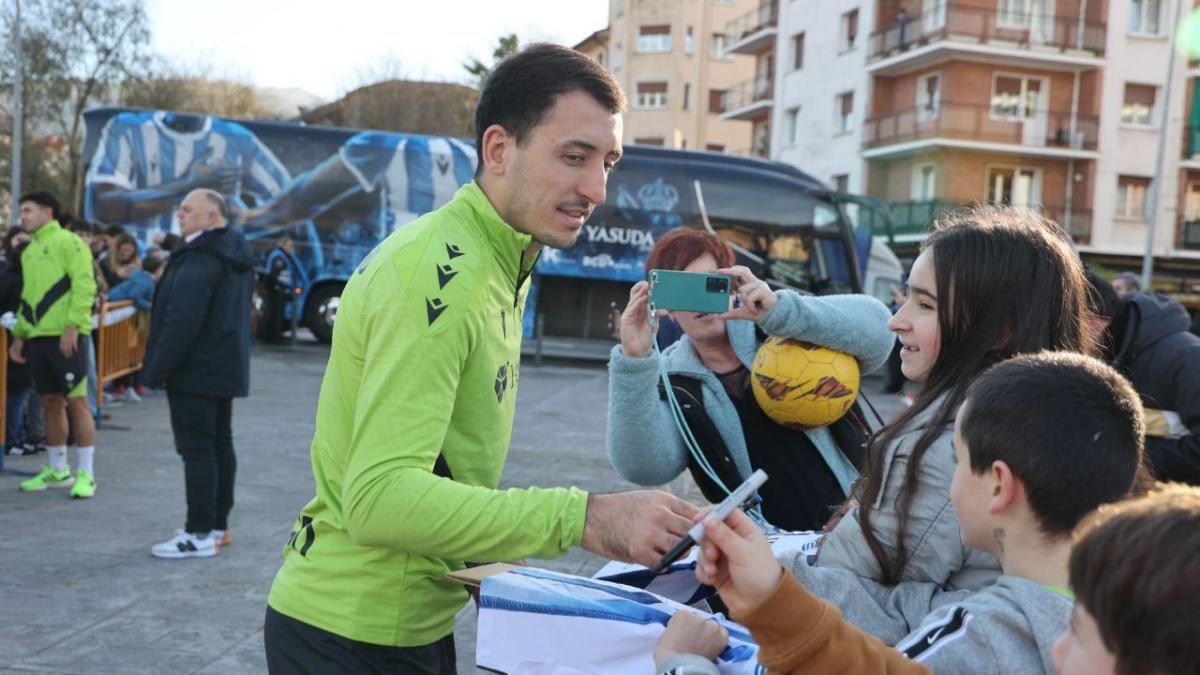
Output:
top-left (84, 111), bottom-right (291, 238)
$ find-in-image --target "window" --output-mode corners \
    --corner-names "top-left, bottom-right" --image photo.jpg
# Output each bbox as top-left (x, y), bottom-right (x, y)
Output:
top-left (753, 122), bottom-right (771, 157)
top-left (711, 33), bottom-right (730, 59)
top-left (1130, 0), bottom-right (1163, 35)
top-left (841, 9), bottom-right (859, 52)
top-left (714, 0), bottom-right (733, 4)
top-left (987, 166), bottom-right (1041, 207)
top-left (998, 0), bottom-right (1038, 29)
top-left (1186, 182), bottom-right (1200, 220)
top-left (911, 163), bottom-right (936, 200)
top-left (686, 26), bottom-right (695, 53)
top-left (706, 143), bottom-right (726, 152)
top-left (784, 107), bottom-right (800, 145)
top-left (833, 174), bottom-right (849, 193)
top-left (1116, 176), bottom-right (1150, 219)
top-left (836, 92), bottom-right (854, 133)
top-left (638, 25), bottom-right (672, 53)
top-left (791, 33), bottom-right (805, 70)
top-left (615, 0), bottom-right (624, 16)
top-left (709, 88), bottom-right (727, 114)
top-left (991, 74), bottom-right (1044, 119)
top-left (1122, 84), bottom-right (1156, 126)
top-left (917, 72), bottom-right (940, 122)
top-left (634, 137), bottom-right (665, 146)
top-left (683, 83), bottom-right (692, 110)
top-left (636, 81), bottom-right (669, 109)
top-left (612, 42), bottom-right (624, 70)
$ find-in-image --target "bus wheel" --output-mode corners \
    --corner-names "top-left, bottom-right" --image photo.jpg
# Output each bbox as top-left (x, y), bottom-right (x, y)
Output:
top-left (305, 284), bottom-right (342, 344)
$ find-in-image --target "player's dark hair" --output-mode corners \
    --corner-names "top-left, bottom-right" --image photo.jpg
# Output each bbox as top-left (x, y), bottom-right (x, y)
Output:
top-left (104, 224), bottom-right (127, 238)
top-left (961, 352), bottom-right (1142, 537)
top-left (19, 190), bottom-right (61, 220)
top-left (474, 43), bottom-right (625, 176)
top-left (1069, 484), bottom-right (1200, 675)
top-left (1084, 270), bottom-right (1123, 321)
top-left (160, 233), bottom-right (182, 253)
top-left (855, 206), bottom-right (1095, 585)
top-left (4, 227), bottom-right (28, 266)
top-left (68, 220), bottom-right (93, 234)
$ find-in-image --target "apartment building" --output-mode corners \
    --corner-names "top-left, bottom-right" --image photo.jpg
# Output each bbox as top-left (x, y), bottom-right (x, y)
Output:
top-left (767, 0), bottom-right (1200, 286)
top-left (717, 0), bottom-right (782, 156)
top-left (591, 0), bottom-right (757, 152)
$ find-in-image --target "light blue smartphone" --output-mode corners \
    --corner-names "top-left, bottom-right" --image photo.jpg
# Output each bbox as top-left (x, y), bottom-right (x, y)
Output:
top-left (648, 269), bottom-right (733, 314)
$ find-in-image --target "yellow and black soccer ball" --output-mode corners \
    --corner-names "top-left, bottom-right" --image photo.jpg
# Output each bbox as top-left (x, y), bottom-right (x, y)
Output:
top-left (750, 336), bottom-right (860, 430)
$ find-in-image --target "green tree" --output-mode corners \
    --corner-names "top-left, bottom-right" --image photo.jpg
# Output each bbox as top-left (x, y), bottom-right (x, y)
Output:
top-left (463, 33), bottom-right (519, 89)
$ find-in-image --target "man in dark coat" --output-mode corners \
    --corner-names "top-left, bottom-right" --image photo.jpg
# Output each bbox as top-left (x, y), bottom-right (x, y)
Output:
top-left (143, 189), bottom-right (255, 558)
top-left (1086, 272), bottom-right (1200, 485)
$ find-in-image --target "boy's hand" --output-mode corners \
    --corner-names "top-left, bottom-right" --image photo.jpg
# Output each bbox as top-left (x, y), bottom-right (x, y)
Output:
top-left (694, 509), bottom-right (783, 618)
top-left (653, 611), bottom-right (729, 669)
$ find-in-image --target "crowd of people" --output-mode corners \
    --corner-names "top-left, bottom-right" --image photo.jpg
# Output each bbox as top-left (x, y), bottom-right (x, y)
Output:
top-left (6, 43), bottom-right (1200, 675)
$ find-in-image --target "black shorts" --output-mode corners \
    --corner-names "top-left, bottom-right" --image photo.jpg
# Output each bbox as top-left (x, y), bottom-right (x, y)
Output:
top-left (263, 606), bottom-right (457, 675)
top-left (25, 335), bottom-right (89, 397)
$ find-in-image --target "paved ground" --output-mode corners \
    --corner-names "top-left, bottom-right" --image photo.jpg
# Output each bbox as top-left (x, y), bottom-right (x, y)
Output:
top-left (0, 342), bottom-right (904, 674)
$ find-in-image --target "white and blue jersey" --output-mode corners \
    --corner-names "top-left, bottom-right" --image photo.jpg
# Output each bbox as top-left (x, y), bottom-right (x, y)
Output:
top-left (84, 111), bottom-right (291, 238)
top-left (337, 131), bottom-right (477, 234)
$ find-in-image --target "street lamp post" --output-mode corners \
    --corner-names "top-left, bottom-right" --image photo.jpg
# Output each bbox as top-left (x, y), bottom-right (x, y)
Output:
top-left (1141, 0), bottom-right (1186, 290)
top-left (8, 0), bottom-right (23, 226)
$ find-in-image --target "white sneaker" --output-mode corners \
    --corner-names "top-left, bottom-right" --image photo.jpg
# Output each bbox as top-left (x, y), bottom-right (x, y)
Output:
top-left (122, 388), bottom-right (141, 403)
top-left (150, 530), bottom-right (218, 559)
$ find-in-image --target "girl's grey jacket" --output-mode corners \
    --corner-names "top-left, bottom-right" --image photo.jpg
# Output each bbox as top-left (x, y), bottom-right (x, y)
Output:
top-left (607, 290), bottom-right (894, 503)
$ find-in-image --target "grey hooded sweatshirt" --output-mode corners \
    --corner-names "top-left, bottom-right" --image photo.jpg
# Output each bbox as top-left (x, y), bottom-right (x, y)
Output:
top-left (657, 565), bottom-right (1070, 675)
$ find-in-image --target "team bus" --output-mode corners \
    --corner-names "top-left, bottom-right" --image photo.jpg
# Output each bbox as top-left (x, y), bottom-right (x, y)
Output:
top-left (80, 107), bottom-right (901, 345)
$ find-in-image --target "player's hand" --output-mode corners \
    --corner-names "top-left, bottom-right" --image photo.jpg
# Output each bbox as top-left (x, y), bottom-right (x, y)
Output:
top-left (653, 611), bottom-right (729, 669)
top-left (9, 338), bottom-right (25, 365)
top-left (694, 509), bottom-right (784, 618)
top-left (715, 266), bottom-right (777, 322)
top-left (59, 326), bottom-right (79, 358)
top-left (619, 281), bottom-right (667, 358)
top-left (192, 163), bottom-right (240, 194)
top-left (581, 490), bottom-right (700, 568)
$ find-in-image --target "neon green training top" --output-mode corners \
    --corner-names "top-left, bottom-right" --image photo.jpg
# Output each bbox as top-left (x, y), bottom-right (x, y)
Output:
top-left (14, 220), bottom-right (97, 340)
top-left (267, 182), bottom-right (590, 647)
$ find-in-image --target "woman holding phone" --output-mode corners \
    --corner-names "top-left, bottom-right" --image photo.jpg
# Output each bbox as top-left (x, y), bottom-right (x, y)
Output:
top-left (607, 229), bottom-right (894, 532)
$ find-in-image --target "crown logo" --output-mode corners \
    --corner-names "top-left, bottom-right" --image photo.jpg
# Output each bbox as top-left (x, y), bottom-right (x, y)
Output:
top-left (635, 179), bottom-right (679, 212)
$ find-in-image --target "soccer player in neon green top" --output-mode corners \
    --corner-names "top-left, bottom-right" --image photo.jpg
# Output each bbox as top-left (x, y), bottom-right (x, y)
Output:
top-left (12, 191), bottom-right (99, 500)
top-left (264, 44), bottom-right (700, 672)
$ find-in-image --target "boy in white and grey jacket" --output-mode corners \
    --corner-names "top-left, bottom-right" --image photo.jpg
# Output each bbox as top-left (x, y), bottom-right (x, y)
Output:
top-left (654, 352), bottom-right (1145, 674)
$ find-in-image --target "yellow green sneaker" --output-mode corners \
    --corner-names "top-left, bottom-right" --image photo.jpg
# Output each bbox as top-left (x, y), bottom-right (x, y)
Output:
top-left (19, 466), bottom-right (74, 492)
top-left (70, 470), bottom-right (96, 499)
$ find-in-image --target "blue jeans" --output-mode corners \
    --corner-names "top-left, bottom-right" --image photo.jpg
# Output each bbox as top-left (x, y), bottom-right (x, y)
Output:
top-left (6, 387), bottom-right (31, 447)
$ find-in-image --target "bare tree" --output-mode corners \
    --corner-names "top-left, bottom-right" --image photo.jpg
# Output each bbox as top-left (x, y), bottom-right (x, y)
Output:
top-left (120, 58), bottom-right (266, 119)
top-left (0, 0), bottom-right (152, 211)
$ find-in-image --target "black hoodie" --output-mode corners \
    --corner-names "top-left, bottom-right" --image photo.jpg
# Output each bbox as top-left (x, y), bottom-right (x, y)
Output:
top-left (1110, 293), bottom-right (1200, 484)
top-left (143, 227), bottom-right (256, 398)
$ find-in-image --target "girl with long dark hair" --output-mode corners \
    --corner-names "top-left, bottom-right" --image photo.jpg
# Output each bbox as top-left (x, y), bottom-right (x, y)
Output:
top-left (816, 207), bottom-right (1094, 589)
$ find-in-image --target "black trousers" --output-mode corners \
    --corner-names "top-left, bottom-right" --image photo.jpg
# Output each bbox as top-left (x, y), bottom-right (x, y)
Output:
top-left (167, 391), bottom-right (236, 534)
top-left (264, 606), bottom-right (457, 674)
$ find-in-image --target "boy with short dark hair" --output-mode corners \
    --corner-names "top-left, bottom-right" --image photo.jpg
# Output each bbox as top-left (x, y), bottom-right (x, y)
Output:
top-left (654, 352), bottom-right (1144, 674)
top-left (1051, 483), bottom-right (1200, 675)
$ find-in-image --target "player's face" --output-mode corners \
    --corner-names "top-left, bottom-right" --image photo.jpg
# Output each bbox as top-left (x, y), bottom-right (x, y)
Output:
top-left (888, 249), bottom-right (940, 383)
top-left (1051, 604), bottom-right (1117, 675)
top-left (670, 253), bottom-right (730, 344)
top-left (18, 201), bottom-right (52, 231)
top-left (505, 90), bottom-right (622, 250)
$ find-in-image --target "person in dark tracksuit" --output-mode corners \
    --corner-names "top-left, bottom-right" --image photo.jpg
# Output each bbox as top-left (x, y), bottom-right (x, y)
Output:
top-left (142, 189), bottom-right (255, 559)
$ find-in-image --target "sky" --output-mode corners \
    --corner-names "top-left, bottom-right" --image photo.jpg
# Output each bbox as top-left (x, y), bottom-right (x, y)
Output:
top-left (148, 0), bottom-right (610, 101)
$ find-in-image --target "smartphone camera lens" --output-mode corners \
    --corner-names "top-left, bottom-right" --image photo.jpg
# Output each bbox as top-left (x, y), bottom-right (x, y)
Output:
top-left (707, 277), bottom-right (729, 293)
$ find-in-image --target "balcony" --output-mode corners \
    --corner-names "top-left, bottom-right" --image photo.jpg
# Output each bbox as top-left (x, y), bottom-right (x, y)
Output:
top-left (867, 4), bottom-right (1106, 74)
top-left (1181, 219), bottom-right (1200, 251)
top-left (863, 102), bottom-right (1099, 158)
top-left (865, 200), bottom-right (1090, 244)
top-left (725, 1), bottom-right (778, 55)
top-left (720, 75), bottom-right (774, 122)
